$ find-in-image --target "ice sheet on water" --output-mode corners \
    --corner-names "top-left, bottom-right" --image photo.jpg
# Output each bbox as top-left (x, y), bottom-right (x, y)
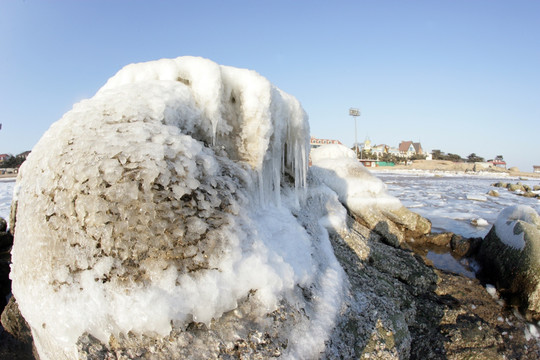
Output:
top-left (374, 170), bottom-right (540, 238)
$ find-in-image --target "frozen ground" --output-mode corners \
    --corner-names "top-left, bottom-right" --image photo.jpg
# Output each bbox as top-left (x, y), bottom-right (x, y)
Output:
top-left (372, 170), bottom-right (540, 239)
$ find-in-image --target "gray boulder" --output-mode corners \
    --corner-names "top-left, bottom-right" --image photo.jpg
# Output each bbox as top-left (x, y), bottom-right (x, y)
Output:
top-left (478, 205), bottom-right (540, 320)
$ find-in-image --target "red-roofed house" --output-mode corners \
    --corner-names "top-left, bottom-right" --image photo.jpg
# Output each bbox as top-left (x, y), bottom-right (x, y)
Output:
top-left (398, 141), bottom-right (423, 158)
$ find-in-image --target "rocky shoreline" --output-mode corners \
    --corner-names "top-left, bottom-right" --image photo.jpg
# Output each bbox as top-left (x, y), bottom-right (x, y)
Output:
top-left (374, 160), bottom-right (540, 179)
top-left (2, 203), bottom-right (540, 359)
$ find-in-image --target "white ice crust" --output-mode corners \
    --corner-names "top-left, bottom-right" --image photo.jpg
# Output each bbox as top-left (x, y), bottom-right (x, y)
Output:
top-left (494, 205), bottom-right (540, 250)
top-left (10, 57), bottom-right (344, 359)
top-left (310, 144), bottom-right (401, 212)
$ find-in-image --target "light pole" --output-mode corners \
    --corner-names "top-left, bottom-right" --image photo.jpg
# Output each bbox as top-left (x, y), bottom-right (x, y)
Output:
top-left (349, 108), bottom-right (360, 158)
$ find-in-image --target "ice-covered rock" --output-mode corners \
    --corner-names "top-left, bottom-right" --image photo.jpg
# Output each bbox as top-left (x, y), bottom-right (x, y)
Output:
top-left (9, 57), bottom-right (344, 360)
top-left (478, 205), bottom-right (540, 320)
top-left (310, 144), bottom-right (430, 247)
top-left (310, 144), bottom-right (401, 211)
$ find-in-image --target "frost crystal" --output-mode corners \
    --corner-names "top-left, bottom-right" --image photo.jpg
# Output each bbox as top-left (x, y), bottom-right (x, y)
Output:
top-left (10, 57), bottom-right (343, 360)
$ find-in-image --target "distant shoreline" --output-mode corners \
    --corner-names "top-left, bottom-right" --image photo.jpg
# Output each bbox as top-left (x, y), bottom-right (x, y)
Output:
top-left (371, 160), bottom-right (540, 179)
top-left (0, 174), bottom-right (16, 180)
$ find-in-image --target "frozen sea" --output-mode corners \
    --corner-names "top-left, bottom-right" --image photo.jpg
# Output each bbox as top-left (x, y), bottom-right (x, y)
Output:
top-left (372, 170), bottom-right (540, 239)
top-left (0, 178), bottom-right (15, 226)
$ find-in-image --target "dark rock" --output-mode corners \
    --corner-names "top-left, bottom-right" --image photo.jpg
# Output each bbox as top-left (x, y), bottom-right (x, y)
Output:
top-left (330, 217), bottom-right (540, 359)
top-left (0, 243), bottom-right (12, 313)
top-left (451, 234), bottom-right (482, 257)
top-left (0, 231), bottom-right (13, 251)
top-left (478, 206), bottom-right (540, 321)
top-left (1, 297), bottom-right (33, 345)
top-left (0, 296), bottom-right (37, 360)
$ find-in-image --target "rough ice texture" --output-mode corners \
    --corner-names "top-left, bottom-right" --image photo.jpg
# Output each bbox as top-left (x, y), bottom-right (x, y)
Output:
top-left (494, 205), bottom-right (540, 250)
top-left (310, 144), bottom-right (401, 212)
top-left (10, 57), bottom-right (344, 359)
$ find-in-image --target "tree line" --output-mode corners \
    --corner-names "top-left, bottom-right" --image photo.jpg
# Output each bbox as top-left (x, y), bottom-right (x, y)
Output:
top-left (351, 147), bottom-right (504, 164)
top-left (0, 154), bottom-right (27, 168)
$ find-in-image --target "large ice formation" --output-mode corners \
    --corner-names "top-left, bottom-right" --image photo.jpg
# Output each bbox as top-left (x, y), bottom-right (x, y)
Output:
top-left (10, 57), bottom-right (345, 359)
top-left (310, 144), bottom-right (401, 212)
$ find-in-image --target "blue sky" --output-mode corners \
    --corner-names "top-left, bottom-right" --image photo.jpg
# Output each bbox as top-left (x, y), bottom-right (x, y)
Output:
top-left (1, 0), bottom-right (539, 171)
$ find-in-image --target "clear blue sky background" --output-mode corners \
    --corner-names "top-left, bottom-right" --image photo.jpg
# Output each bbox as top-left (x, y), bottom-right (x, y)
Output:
top-left (1, 0), bottom-right (539, 171)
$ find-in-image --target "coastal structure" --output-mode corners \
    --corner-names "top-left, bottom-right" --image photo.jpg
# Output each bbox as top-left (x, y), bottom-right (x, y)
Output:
top-left (310, 136), bottom-right (342, 150)
top-left (371, 144), bottom-right (400, 158)
top-left (488, 159), bottom-right (507, 169)
top-left (534, 166), bottom-right (540, 173)
top-left (398, 141), bottom-right (424, 157)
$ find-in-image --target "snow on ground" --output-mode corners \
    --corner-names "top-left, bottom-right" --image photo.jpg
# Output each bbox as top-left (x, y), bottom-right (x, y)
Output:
top-left (372, 170), bottom-right (540, 238)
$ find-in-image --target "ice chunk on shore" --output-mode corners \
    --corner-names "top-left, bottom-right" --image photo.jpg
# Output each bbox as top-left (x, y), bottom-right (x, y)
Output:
top-left (471, 218), bottom-right (489, 227)
top-left (466, 194), bottom-right (487, 202)
top-left (310, 144), bottom-right (401, 212)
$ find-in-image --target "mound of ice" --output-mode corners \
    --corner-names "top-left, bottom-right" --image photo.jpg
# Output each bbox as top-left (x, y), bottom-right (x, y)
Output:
top-left (10, 57), bottom-right (343, 359)
top-left (494, 205), bottom-right (540, 250)
top-left (471, 218), bottom-right (489, 227)
top-left (310, 144), bottom-right (401, 212)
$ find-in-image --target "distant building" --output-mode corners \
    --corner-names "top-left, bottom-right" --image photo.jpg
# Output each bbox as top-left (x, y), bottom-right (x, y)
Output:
top-left (398, 141), bottom-right (423, 158)
top-left (17, 151), bottom-right (31, 159)
top-left (488, 159), bottom-right (507, 169)
top-left (533, 165), bottom-right (540, 173)
top-left (310, 136), bottom-right (342, 150)
top-left (0, 154), bottom-right (9, 163)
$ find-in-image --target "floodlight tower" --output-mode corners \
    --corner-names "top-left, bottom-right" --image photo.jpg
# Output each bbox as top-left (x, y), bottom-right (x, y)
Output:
top-left (349, 108), bottom-right (361, 158)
